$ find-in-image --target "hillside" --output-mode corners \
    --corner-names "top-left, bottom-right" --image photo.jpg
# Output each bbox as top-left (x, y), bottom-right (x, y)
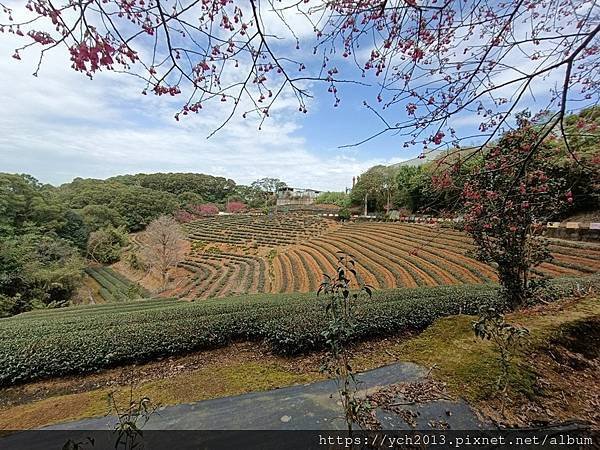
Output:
top-left (118, 216), bottom-right (600, 301)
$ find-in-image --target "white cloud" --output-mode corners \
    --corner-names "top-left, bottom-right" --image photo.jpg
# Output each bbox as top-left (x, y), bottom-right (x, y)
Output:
top-left (0, 24), bottom-right (397, 191)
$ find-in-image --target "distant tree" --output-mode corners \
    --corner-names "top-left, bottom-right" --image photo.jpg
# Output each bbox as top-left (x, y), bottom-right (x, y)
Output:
top-left (177, 191), bottom-right (204, 209)
top-left (381, 168), bottom-right (398, 213)
top-left (252, 178), bottom-right (286, 192)
top-left (315, 192), bottom-right (350, 208)
top-left (87, 226), bottom-right (129, 264)
top-left (57, 209), bottom-right (89, 250)
top-left (545, 107), bottom-right (600, 215)
top-left (350, 166), bottom-right (389, 214)
top-left (232, 185), bottom-right (265, 208)
top-left (462, 115), bottom-right (568, 308)
top-left (79, 204), bottom-right (127, 232)
top-left (251, 178), bottom-right (287, 207)
top-left (395, 166), bottom-right (425, 213)
top-left (140, 216), bottom-right (186, 292)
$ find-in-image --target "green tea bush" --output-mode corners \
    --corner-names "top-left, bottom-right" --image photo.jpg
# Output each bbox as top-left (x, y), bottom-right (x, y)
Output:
top-left (0, 275), bottom-right (597, 386)
top-left (86, 267), bottom-right (150, 301)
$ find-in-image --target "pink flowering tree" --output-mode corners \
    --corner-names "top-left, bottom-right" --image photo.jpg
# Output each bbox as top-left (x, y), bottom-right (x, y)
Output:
top-left (225, 201), bottom-right (246, 213)
top-left (173, 209), bottom-right (196, 223)
top-left (462, 113), bottom-right (570, 308)
top-left (0, 0), bottom-right (597, 155)
top-left (192, 203), bottom-right (219, 216)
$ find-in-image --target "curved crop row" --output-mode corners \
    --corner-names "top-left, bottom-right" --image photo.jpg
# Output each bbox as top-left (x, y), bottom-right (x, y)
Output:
top-left (266, 223), bottom-right (598, 293)
top-left (172, 221), bottom-right (600, 298)
top-left (85, 267), bottom-right (149, 302)
top-left (178, 252), bottom-right (269, 299)
top-left (185, 212), bottom-right (337, 248)
top-left (352, 225), bottom-right (496, 283)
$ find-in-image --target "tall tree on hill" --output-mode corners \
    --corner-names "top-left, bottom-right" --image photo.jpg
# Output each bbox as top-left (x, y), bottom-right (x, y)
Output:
top-left (462, 114), bottom-right (569, 308)
top-left (395, 166), bottom-right (426, 213)
top-left (350, 166), bottom-right (389, 214)
top-left (141, 215), bottom-right (186, 292)
top-left (251, 178), bottom-right (287, 208)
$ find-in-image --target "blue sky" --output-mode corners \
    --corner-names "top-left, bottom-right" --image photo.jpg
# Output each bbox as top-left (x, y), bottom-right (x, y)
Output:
top-left (0, 1), bottom-right (564, 191)
top-left (0, 43), bottom-right (418, 191)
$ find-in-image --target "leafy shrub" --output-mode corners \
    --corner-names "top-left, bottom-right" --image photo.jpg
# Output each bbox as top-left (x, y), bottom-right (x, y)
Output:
top-left (127, 252), bottom-right (146, 271)
top-left (338, 207), bottom-right (351, 221)
top-left (0, 234), bottom-right (84, 315)
top-left (315, 191), bottom-right (350, 207)
top-left (86, 226), bottom-right (129, 264)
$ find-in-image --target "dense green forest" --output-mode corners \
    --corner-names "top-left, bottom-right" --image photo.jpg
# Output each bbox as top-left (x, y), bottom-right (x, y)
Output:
top-left (0, 174), bottom-right (86, 316)
top-left (109, 173), bottom-right (237, 204)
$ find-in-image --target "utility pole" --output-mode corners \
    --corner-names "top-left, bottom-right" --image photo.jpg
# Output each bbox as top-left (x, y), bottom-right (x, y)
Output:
top-left (387, 189), bottom-right (391, 213)
top-left (364, 192), bottom-right (368, 216)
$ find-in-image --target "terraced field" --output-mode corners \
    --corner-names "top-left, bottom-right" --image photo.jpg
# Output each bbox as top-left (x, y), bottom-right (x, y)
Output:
top-left (172, 253), bottom-right (270, 299)
top-left (271, 223), bottom-right (600, 293)
top-left (85, 266), bottom-right (150, 302)
top-left (168, 217), bottom-right (600, 300)
top-left (185, 213), bottom-right (338, 247)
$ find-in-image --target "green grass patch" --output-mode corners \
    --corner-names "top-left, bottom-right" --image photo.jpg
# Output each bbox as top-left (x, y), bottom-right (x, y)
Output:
top-left (0, 360), bottom-right (319, 430)
top-left (355, 295), bottom-right (600, 406)
top-left (389, 315), bottom-right (537, 402)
